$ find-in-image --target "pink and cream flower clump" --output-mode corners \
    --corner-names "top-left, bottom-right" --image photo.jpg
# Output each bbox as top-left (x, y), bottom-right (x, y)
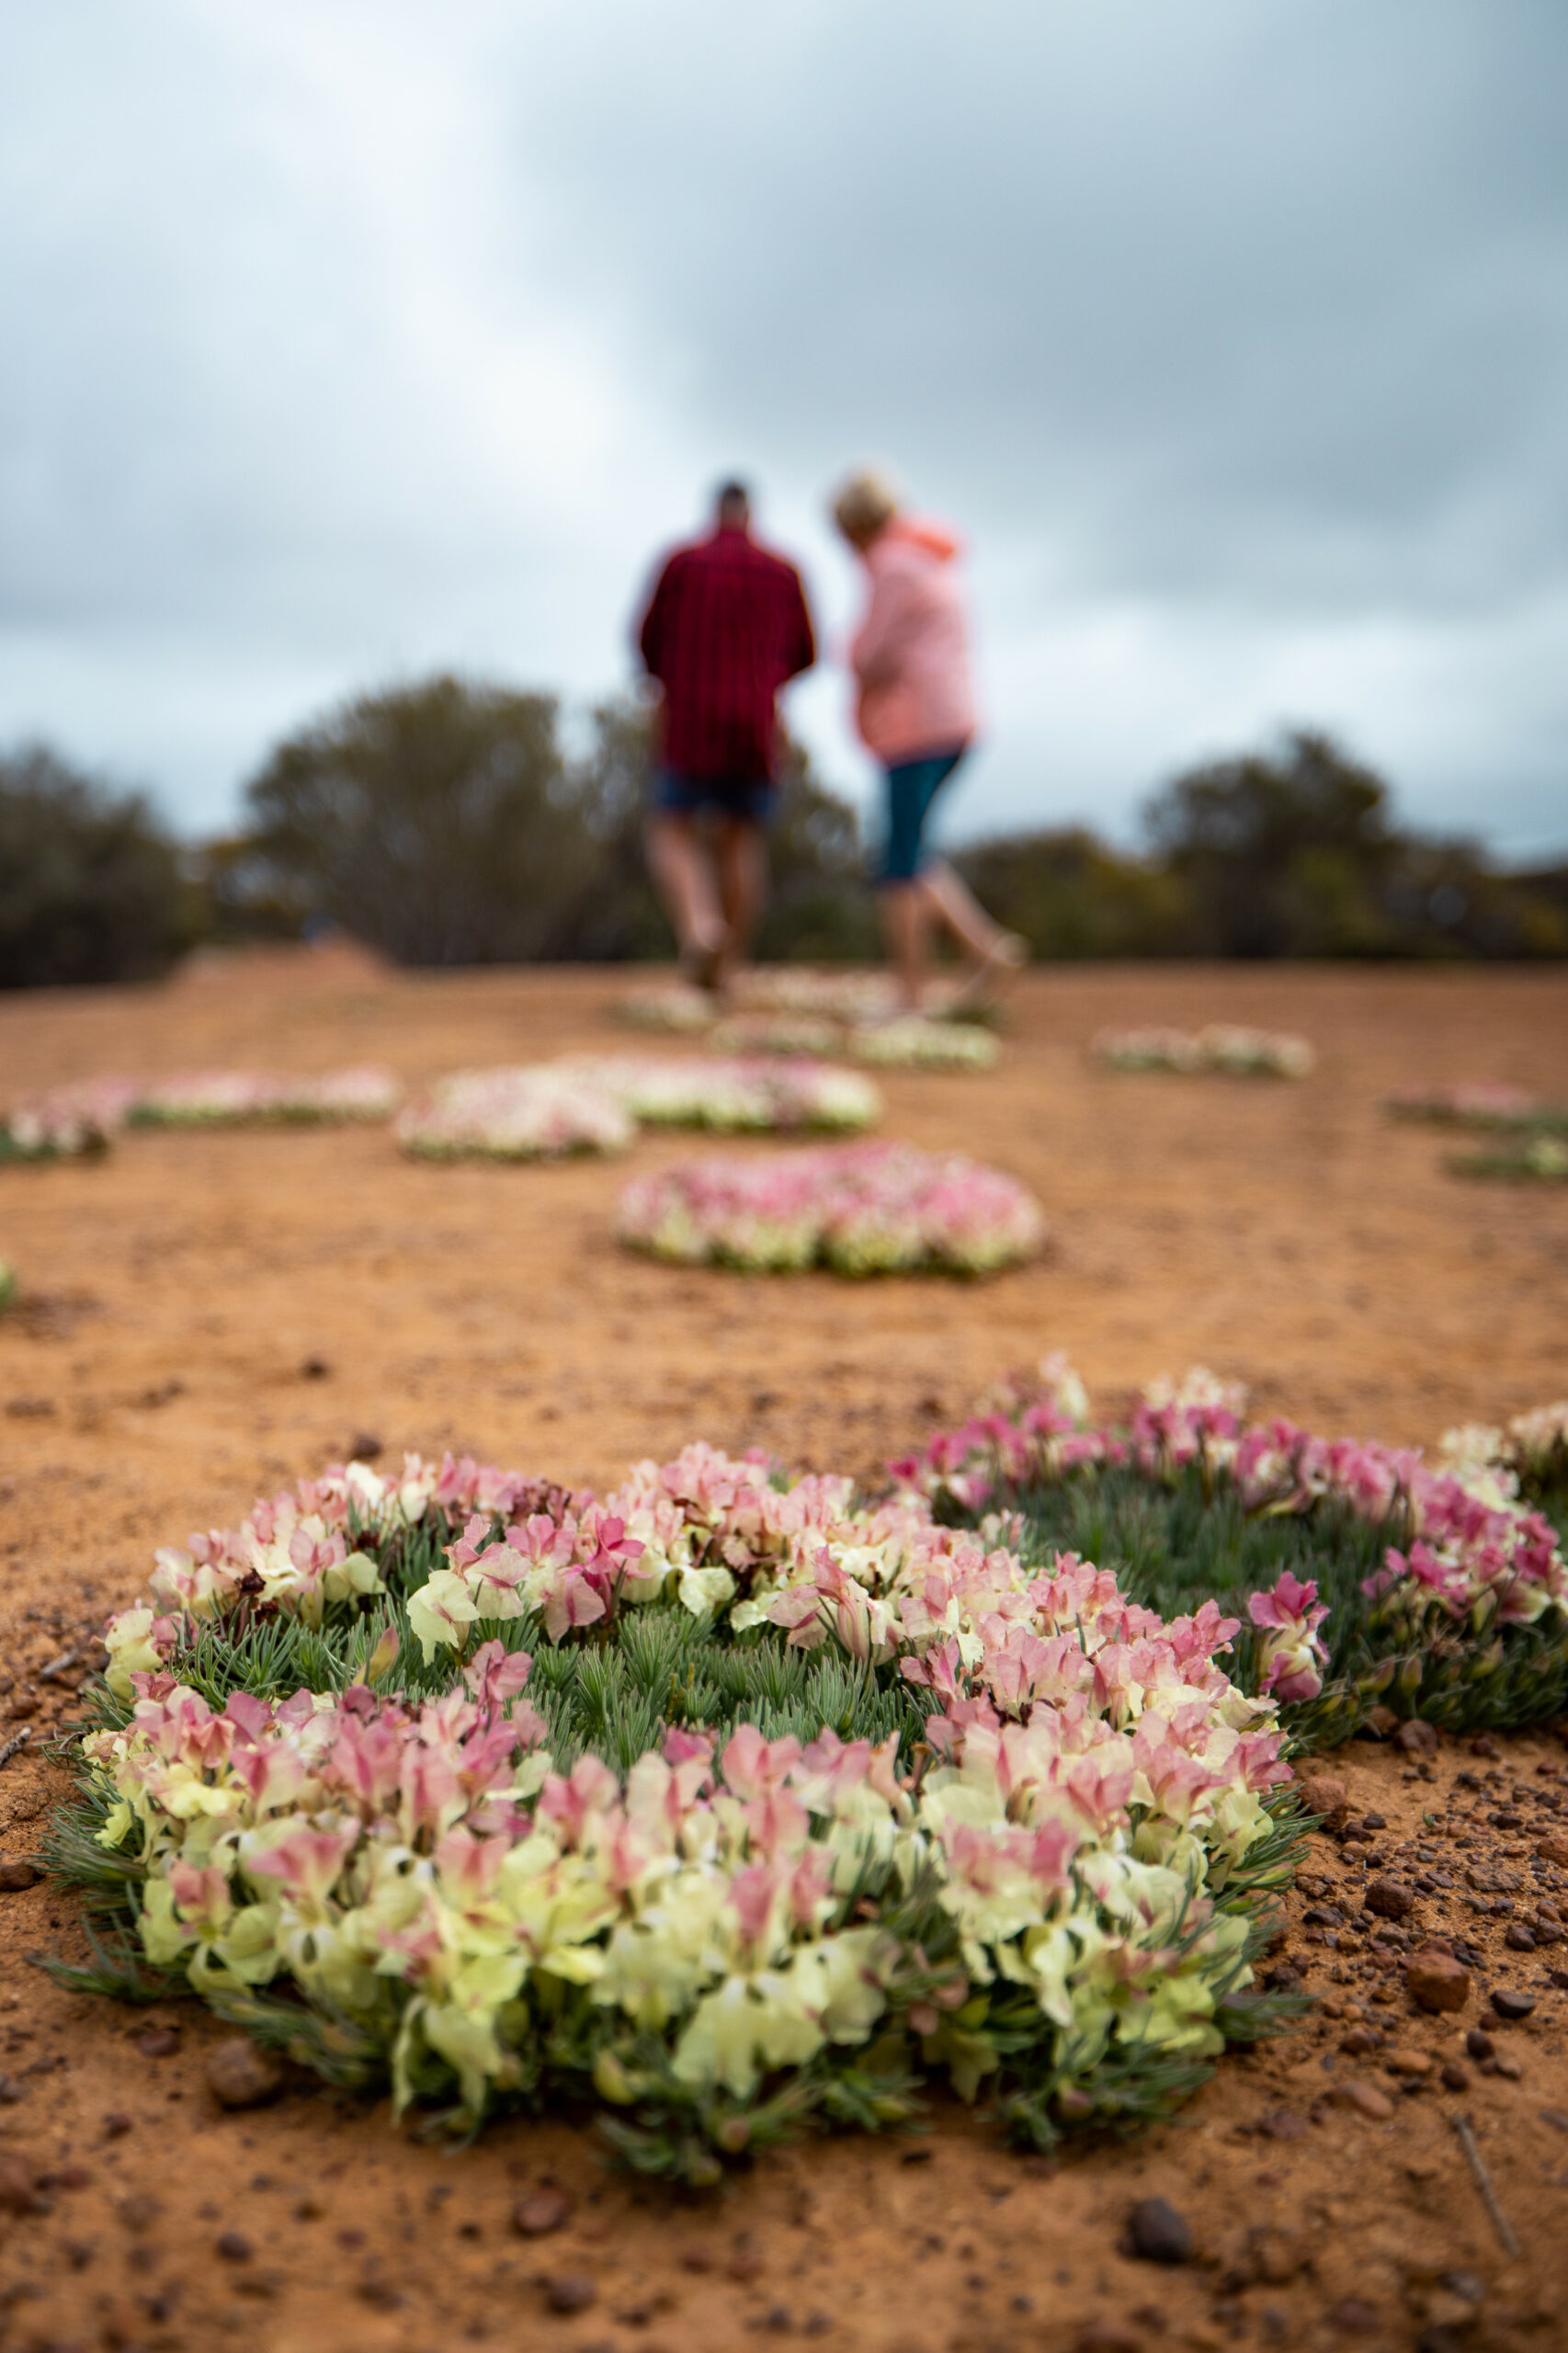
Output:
top-left (88, 1437), bottom-right (1289, 2129)
top-left (555, 1054), bottom-right (881, 1134)
top-left (616, 1141), bottom-right (1044, 1276)
top-left (4, 1068), bottom-right (402, 1156)
top-left (394, 1067), bottom-right (636, 1161)
top-left (896, 1358), bottom-right (1568, 1649)
top-left (1384, 1080), bottom-right (1562, 1130)
top-left (1091, 1026), bottom-right (1314, 1079)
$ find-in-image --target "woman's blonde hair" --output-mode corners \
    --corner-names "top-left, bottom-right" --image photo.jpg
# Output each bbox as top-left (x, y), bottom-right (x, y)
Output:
top-left (831, 468), bottom-right (900, 545)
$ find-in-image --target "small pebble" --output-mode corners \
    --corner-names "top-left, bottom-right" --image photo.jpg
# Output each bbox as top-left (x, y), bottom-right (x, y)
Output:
top-left (1466, 2029), bottom-right (1494, 2061)
top-left (513, 2188), bottom-right (573, 2236)
top-left (136, 2028), bottom-right (180, 2059)
top-left (1329, 2079), bottom-right (1395, 2121)
top-left (0, 1859), bottom-right (41, 1892)
top-left (1406, 1948), bottom-right (1471, 2015)
top-left (215, 2230), bottom-right (253, 2262)
top-left (544, 2273), bottom-right (597, 2314)
top-left (205, 2037), bottom-right (284, 2110)
top-left (1491, 1987), bottom-right (1537, 2020)
top-left (1126, 2197), bottom-right (1191, 2265)
top-left (1363, 1879), bottom-right (1415, 1922)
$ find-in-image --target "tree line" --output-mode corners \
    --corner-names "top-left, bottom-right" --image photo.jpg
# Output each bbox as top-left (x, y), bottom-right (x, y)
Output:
top-left (2, 675), bottom-right (1564, 988)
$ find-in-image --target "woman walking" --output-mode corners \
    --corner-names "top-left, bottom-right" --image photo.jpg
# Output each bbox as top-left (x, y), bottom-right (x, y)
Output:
top-left (832, 470), bottom-right (1025, 1011)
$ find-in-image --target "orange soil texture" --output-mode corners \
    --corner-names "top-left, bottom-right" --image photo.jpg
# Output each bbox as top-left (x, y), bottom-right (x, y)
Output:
top-left (1, 946), bottom-right (1567, 2353)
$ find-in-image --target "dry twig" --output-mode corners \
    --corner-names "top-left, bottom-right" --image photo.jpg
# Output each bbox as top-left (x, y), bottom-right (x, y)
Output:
top-left (1452, 2111), bottom-right (1520, 2259)
top-left (0, 1727), bottom-right (34, 1771)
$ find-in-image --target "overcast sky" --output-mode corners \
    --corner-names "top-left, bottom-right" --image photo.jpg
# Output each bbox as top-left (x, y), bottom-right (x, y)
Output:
top-left (2, 1), bottom-right (1565, 857)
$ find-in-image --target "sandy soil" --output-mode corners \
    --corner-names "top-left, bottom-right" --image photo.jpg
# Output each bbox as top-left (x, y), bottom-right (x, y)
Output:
top-left (1, 946), bottom-right (1567, 2353)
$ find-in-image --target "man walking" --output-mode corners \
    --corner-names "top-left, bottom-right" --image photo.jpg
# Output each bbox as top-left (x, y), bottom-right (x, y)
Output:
top-left (636, 480), bottom-right (815, 993)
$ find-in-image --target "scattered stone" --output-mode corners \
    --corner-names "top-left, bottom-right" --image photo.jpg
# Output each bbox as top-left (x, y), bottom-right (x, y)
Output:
top-left (513, 2188), bottom-right (573, 2236)
top-left (1256, 2109), bottom-right (1309, 2141)
top-left (205, 2037), bottom-right (284, 2110)
top-left (1441, 2063), bottom-right (1470, 2091)
top-left (135, 2027), bottom-right (180, 2059)
top-left (543, 2273), bottom-right (597, 2314)
top-left (1298, 1773), bottom-right (1348, 1824)
top-left (1505, 1924), bottom-right (1536, 1950)
top-left (1491, 1988), bottom-right (1537, 2021)
top-left (1407, 1948), bottom-right (1471, 2014)
top-left (0, 1859), bottom-right (40, 1892)
top-left (347, 1432), bottom-right (383, 1461)
top-left (1395, 1721), bottom-right (1439, 1756)
top-left (1470, 1735), bottom-right (1501, 1760)
top-left (1541, 2108), bottom-right (1568, 2131)
top-left (1492, 2051), bottom-right (1524, 2081)
top-left (216, 2230), bottom-right (253, 2262)
top-left (0, 2152), bottom-right (48, 2215)
top-left (1364, 1878), bottom-right (1415, 1921)
top-left (1341, 2027), bottom-right (1383, 2055)
top-left (1385, 2049), bottom-right (1435, 2078)
top-left (1329, 2080), bottom-right (1396, 2121)
top-left (1538, 1835), bottom-right (1568, 1867)
top-left (301, 1357), bottom-right (331, 1380)
top-left (1076, 2322), bottom-right (1145, 2353)
top-left (1465, 2029), bottom-right (1494, 2061)
top-left (1330, 2297), bottom-right (1381, 2333)
top-left (1126, 2197), bottom-right (1192, 2264)
top-left (101, 2111), bottom-right (132, 2138)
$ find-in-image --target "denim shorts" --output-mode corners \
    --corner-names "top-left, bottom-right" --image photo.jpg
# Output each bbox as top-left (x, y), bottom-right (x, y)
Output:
top-left (652, 768), bottom-right (777, 825)
top-left (874, 746), bottom-right (966, 883)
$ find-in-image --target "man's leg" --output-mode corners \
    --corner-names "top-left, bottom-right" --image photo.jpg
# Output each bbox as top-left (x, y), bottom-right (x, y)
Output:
top-left (713, 818), bottom-right (767, 983)
top-left (644, 813), bottom-right (726, 974)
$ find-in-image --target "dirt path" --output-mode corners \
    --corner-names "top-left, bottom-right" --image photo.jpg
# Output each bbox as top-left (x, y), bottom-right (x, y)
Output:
top-left (1, 949), bottom-right (1566, 2352)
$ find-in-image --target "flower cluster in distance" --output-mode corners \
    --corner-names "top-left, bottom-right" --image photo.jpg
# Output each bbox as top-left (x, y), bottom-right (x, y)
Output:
top-left (4, 1068), bottom-right (402, 1158)
top-left (395, 1068), bottom-right (637, 1162)
top-left (615, 1141), bottom-right (1045, 1276)
top-left (1385, 1081), bottom-right (1566, 1132)
top-left (558, 1055), bottom-right (881, 1134)
top-left (1091, 1027), bottom-right (1315, 1079)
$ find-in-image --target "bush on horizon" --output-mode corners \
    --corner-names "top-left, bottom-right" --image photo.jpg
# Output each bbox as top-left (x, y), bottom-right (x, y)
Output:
top-left (0, 746), bottom-right (197, 989)
top-left (6, 698), bottom-right (1565, 983)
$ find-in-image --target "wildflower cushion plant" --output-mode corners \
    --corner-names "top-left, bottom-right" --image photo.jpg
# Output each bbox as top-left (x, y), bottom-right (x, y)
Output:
top-left (53, 1438), bottom-right (1306, 2173)
top-left (615, 1142), bottom-right (1045, 1276)
top-left (1091, 1027), bottom-right (1315, 1079)
top-left (895, 1359), bottom-right (1568, 1740)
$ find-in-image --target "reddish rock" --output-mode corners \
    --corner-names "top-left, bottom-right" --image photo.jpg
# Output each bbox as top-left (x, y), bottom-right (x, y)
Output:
top-left (1394, 1720), bottom-right (1439, 1756)
top-left (1297, 1773), bottom-right (1348, 1825)
top-left (1364, 1878), bottom-right (1415, 1921)
top-left (1329, 2079), bottom-right (1396, 2121)
top-left (1406, 1947), bottom-right (1471, 2014)
top-left (205, 2036), bottom-right (284, 2110)
top-left (1491, 1987), bottom-right (1537, 2021)
top-left (0, 1859), bottom-right (41, 1892)
top-left (543, 2273), bottom-right (597, 2314)
top-left (0, 2152), bottom-right (48, 2215)
top-left (1077, 2322), bottom-right (1145, 2353)
top-left (513, 2188), bottom-right (573, 2237)
top-left (1538, 1834), bottom-right (1568, 1867)
top-left (135, 2027), bottom-right (180, 2059)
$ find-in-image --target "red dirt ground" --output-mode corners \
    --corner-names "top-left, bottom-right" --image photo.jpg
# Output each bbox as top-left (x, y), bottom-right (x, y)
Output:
top-left (1, 948), bottom-right (1566, 2353)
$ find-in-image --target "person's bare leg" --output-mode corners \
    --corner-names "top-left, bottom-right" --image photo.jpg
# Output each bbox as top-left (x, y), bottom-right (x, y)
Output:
top-left (917, 858), bottom-right (1028, 1005)
top-left (645, 814), bottom-right (725, 976)
top-left (713, 820), bottom-right (767, 986)
top-left (916, 858), bottom-right (1006, 961)
top-left (880, 881), bottom-right (928, 1010)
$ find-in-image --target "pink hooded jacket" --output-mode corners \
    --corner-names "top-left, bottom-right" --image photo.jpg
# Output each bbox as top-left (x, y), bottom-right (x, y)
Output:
top-left (848, 517), bottom-right (978, 765)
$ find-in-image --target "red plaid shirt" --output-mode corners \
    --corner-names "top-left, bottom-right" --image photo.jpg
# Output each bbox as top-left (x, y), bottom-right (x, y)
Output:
top-left (637, 526), bottom-right (815, 780)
